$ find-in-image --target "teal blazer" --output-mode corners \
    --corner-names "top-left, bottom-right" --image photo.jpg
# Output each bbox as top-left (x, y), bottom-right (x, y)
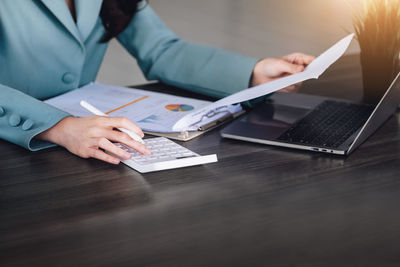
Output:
top-left (0, 0), bottom-right (258, 151)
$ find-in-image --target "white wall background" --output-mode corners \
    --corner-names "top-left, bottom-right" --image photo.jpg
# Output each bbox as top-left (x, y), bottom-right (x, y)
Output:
top-left (97, 0), bottom-right (361, 86)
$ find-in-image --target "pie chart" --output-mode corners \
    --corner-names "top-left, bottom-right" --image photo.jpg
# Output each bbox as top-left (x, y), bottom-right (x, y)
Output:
top-left (165, 104), bottom-right (194, 112)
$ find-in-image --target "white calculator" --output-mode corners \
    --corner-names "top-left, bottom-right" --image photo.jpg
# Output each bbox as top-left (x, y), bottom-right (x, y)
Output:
top-left (115, 137), bottom-right (218, 173)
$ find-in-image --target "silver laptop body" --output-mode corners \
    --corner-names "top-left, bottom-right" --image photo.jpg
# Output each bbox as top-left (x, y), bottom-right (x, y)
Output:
top-left (221, 72), bottom-right (400, 155)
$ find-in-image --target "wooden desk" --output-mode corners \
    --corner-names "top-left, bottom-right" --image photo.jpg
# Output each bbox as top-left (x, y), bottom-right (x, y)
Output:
top-left (1, 55), bottom-right (400, 266)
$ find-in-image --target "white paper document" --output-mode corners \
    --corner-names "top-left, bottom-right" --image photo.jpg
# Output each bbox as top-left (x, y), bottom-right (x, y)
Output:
top-left (45, 83), bottom-right (242, 133)
top-left (172, 33), bottom-right (355, 131)
top-left (45, 34), bottom-right (354, 133)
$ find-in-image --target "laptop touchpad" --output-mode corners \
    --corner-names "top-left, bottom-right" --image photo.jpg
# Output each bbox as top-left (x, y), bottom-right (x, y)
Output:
top-left (236, 103), bottom-right (310, 139)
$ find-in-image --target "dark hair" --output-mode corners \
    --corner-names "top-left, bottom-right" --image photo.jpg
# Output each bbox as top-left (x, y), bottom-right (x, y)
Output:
top-left (99, 0), bottom-right (144, 42)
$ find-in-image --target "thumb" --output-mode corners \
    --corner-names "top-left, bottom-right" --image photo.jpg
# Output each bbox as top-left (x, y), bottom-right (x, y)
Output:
top-left (276, 60), bottom-right (304, 74)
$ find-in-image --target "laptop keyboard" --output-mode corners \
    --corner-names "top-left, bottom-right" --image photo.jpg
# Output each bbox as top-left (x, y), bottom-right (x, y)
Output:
top-left (277, 100), bottom-right (373, 148)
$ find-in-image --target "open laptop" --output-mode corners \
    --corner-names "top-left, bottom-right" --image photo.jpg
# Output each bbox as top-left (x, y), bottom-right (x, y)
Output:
top-left (221, 72), bottom-right (400, 155)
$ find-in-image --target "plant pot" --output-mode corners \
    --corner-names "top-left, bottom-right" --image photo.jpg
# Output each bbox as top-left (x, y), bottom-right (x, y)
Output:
top-left (360, 53), bottom-right (400, 104)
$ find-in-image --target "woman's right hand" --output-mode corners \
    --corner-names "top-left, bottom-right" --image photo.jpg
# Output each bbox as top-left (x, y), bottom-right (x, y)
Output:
top-left (36, 116), bottom-right (151, 164)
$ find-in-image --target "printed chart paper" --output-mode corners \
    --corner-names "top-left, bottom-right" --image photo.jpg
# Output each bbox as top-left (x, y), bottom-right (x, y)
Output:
top-left (45, 83), bottom-right (241, 133)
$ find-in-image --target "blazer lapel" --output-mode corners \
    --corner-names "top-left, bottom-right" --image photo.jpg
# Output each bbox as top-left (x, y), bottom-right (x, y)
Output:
top-left (40, 0), bottom-right (82, 44)
top-left (75, 0), bottom-right (103, 42)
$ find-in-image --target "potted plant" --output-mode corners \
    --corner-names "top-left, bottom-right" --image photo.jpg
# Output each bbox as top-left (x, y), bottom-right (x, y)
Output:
top-left (352, 0), bottom-right (400, 103)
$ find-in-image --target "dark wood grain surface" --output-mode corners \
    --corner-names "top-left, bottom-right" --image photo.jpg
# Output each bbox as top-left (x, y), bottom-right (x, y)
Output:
top-left (1, 55), bottom-right (400, 267)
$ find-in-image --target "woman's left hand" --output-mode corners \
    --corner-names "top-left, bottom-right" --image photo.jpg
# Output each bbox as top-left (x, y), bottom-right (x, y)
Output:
top-left (250, 53), bottom-right (315, 93)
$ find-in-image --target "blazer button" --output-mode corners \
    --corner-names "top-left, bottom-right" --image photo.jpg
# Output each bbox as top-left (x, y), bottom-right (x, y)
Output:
top-left (62, 73), bottom-right (76, 84)
top-left (9, 114), bottom-right (21, 127)
top-left (0, 106), bottom-right (5, 117)
top-left (22, 119), bottom-right (34, 131)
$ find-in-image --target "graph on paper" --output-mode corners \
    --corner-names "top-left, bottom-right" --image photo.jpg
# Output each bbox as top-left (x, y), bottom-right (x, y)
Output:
top-left (165, 104), bottom-right (194, 112)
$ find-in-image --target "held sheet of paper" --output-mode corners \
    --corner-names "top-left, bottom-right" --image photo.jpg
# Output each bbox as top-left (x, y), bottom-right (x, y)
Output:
top-left (45, 34), bottom-right (354, 133)
top-left (173, 33), bottom-right (355, 131)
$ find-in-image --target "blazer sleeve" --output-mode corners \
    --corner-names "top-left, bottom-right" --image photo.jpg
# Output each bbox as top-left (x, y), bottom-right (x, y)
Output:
top-left (0, 84), bottom-right (71, 151)
top-left (117, 4), bottom-right (260, 99)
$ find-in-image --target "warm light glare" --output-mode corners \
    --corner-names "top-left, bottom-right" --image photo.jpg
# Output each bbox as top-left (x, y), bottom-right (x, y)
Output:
top-left (349, 0), bottom-right (400, 102)
top-left (350, 0), bottom-right (400, 60)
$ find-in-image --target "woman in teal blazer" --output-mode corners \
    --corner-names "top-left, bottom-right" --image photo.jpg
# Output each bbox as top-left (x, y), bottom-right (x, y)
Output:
top-left (0, 0), bottom-right (314, 164)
